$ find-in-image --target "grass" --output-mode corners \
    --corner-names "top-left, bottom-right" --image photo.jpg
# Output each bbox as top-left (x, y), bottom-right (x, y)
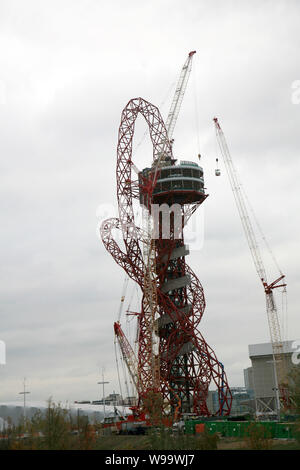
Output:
top-left (1, 431), bottom-right (300, 450)
top-left (1, 400), bottom-right (300, 450)
top-left (269, 440), bottom-right (300, 450)
top-left (91, 435), bottom-right (148, 450)
top-left (217, 437), bottom-right (300, 451)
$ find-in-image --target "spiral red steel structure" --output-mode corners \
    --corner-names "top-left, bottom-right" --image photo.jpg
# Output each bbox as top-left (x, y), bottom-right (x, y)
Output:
top-left (101, 97), bottom-right (232, 416)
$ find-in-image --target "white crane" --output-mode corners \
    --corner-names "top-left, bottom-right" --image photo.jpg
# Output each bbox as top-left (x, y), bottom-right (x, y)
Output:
top-left (213, 117), bottom-right (288, 416)
top-left (135, 50), bottom-right (197, 170)
top-left (165, 50), bottom-right (196, 140)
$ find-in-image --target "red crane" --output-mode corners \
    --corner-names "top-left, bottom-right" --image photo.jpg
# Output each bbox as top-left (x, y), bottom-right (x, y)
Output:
top-left (114, 321), bottom-right (140, 395)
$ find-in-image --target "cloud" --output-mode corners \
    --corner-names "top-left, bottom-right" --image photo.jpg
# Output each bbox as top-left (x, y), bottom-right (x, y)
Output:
top-left (0, 0), bottom-right (299, 403)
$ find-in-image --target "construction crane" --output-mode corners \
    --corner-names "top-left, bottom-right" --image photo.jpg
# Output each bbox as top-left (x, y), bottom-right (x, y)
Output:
top-left (213, 117), bottom-right (288, 415)
top-left (114, 321), bottom-right (140, 395)
top-left (114, 320), bottom-right (181, 423)
top-left (165, 50), bottom-right (196, 140)
top-left (115, 50), bottom-right (198, 413)
top-left (154, 51), bottom-right (196, 167)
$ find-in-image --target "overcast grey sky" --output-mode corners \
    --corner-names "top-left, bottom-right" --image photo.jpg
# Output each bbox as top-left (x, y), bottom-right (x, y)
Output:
top-left (0, 0), bottom-right (299, 404)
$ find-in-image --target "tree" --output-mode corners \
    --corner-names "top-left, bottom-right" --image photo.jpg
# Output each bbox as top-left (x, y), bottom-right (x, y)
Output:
top-left (289, 365), bottom-right (300, 415)
top-left (31, 398), bottom-right (72, 449)
top-left (141, 391), bottom-right (164, 425)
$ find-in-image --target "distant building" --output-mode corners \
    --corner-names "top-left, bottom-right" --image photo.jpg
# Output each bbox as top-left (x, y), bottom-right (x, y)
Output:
top-left (92, 393), bottom-right (123, 406)
top-left (123, 396), bottom-right (137, 406)
top-left (244, 340), bottom-right (298, 416)
top-left (207, 387), bottom-right (254, 416)
top-left (76, 393), bottom-right (137, 407)
top-left (244, 367), bottom-right (254, 391)
top-left (0, 416), bottom-right (10, 431)
top-left (230, 387), bottom-right (255, 416)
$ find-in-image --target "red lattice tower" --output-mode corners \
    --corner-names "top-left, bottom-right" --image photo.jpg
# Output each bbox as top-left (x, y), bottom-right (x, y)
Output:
top-left (101, 98), bottom-right (232, 416)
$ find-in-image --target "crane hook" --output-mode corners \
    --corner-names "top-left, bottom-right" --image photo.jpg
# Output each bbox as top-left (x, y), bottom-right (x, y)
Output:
top-left (215, 158), bottom-right (221, 176)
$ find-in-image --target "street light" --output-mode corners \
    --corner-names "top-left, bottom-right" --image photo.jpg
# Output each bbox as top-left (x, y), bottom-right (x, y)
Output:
top-left (19, 377), bottom-right (30, 422)
top-left (98, 372), bottom-right (109, 423)
top-left (77, 408), bottom-right (81, 432)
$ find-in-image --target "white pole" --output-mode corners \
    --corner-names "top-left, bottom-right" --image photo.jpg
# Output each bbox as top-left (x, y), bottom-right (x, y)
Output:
top-left (98, 372), bottom-right (109, 423)
top-left (267, 357), bottom-right (281, 421)
top-left (19, 377), bottom-right (30, 423)
top-left (272, 356), bottom-right (281, 422)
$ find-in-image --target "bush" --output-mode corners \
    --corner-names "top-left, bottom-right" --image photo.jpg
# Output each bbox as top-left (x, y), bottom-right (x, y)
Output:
top-left (0, 399), bottom-right (101, 450)
top-left (288, 366), bottom-right (300, 444)
top-left (244, 423), bottom-right (271, 450)
top-left (146, 426), bottom-right (219, 450)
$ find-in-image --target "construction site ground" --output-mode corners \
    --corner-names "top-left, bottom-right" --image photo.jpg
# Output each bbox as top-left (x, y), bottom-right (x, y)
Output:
top-left (94, 435), bottom-right (300, 450)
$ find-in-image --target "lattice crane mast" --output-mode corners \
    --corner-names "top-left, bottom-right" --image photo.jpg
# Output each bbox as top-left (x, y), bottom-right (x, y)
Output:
top-left (165, 51), bottom-right (196, 140)
top-left (114, 321), bottom-right (140, 394)
top-left (155, 50), bottom-right (196, 167)
top-left (213, 117), bottom-right (287, 407)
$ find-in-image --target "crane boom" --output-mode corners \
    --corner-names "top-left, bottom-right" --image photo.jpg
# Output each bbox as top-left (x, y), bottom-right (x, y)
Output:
top-left (114, 319), bottom-right (181, 421)
top-left (114, 321), bottom-right (140, 394)
top-left (213, 117), bottom-right (288, 410)
top-left (213, 118), bottom-right (267, 283)
top-left (165, 51), bottom-right (196, 140)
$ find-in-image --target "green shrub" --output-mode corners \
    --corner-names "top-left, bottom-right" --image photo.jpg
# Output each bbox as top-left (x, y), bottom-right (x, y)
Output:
top-left (146, 426), bottom-right (219, 450)
top-left (244, 423), bottom-right (271, 450)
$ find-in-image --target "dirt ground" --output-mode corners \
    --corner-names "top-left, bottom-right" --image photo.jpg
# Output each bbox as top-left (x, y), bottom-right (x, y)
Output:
top-left (94, 434), bottom-right (300, 451)
top-left (217, 438), bottom-right (247, 450)
top-left (218, 437), bottom-right (299, 451)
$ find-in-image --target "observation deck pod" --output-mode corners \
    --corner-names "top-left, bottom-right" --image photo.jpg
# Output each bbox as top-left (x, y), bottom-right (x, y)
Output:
top-left (139, 160), bottom-right (206, 207)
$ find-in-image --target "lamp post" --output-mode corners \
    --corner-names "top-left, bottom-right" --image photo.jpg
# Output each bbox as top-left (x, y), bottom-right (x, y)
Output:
top-left (267, 357), bottom-right (281, 421)
top-left (19, 377), bottom-right (30, 423)
top-left (77, 408), bottom-right (81, 432)
top-left (98, 372), bottom-right (109, 423)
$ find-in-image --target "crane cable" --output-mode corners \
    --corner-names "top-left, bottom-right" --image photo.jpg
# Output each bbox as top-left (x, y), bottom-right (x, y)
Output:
top-left (132, 79), bottom-right (176, 158)
top-left (281, 288), bottom-right (288, 349)
top-left (215, 121), bottom-right (288, 355)
top-left (115, 275), bottom-right (140, 404)
top-left (240, 182), bottom-right (284, 277)
top-left (114, 338), bottom-right (126, 415)
top-left (121, 352), bottom-right (131, 401)
top-left (239, 180), bottom-right (288, 347)
top-left (114, 275), bottom-right (130, 409)
top-left (117, 275), bottom-right (129, 323)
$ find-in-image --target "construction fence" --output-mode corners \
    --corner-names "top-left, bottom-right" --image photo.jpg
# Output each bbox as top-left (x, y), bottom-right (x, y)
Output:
top-left (185, 420), bottom-right (298, 439)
